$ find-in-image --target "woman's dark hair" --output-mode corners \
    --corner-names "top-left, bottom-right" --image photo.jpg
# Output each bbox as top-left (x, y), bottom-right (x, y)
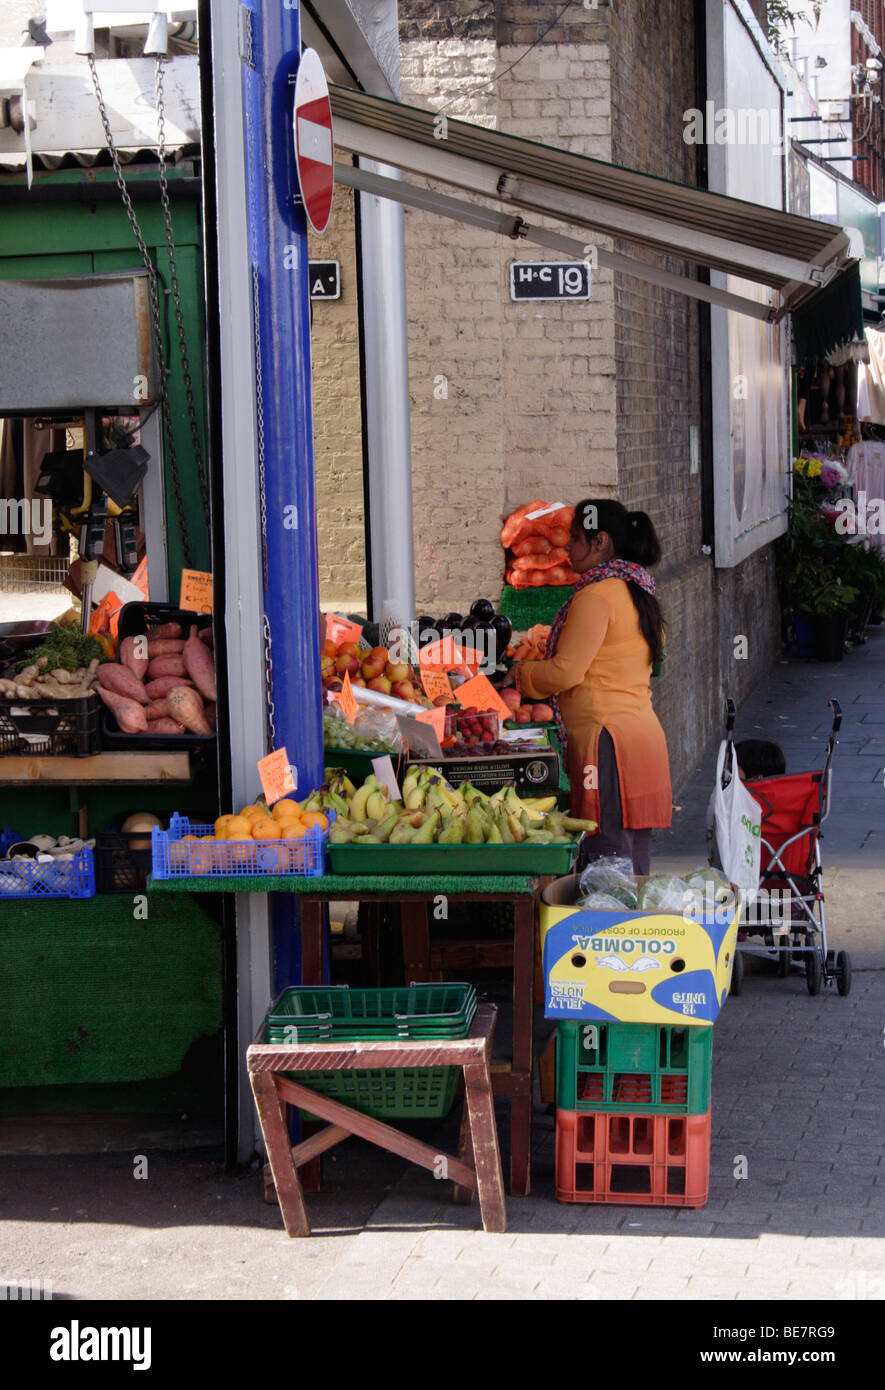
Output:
top-left (571, 498), bottom-right (665, 666)
top-left (734, 739), bottom-right (786, 781)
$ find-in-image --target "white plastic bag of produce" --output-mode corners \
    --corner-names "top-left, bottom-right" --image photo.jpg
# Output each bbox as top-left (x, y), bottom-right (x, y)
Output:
top-left (576, 890), bottom-right (636, 911)
top-left (710, 740), bottom-right (761, 892)
top-left (636, 874), bottom-right (697, 913)
top-left (577, 856), bottom-right (638, 908)
top-left (684, 865), bottom-right (736, 913)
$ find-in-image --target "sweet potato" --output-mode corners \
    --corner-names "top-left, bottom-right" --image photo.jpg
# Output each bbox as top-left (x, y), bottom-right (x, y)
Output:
top-left (167, 685), bottom-right (212, 735)
top-left (119, 634), bottom-right (149, 681)
top-left (149, 622), bottom-right (183, 639)
top-left (183, 626), bottom-right (216, 701)
top-left (145, 698), bottom-right (172, 721)
top-left (97, 662), bottom-right (149, 704)
top-left (204, 702), bottom-right (217, 730)
top-left (147, 654), bottom-right (187, 678)
top-left (147, 717), bottom-right (187, 735)
top-left (145, 675), bottom-right (196, 700)
top-left (198, 627), bottom-right (214, 650)
top-left (97, 686), bottom-right (149, 733)
top-left (146, 638), bottom-right (185, 656)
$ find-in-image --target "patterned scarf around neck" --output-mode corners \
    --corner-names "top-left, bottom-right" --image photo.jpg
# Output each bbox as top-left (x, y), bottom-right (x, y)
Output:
top-left (543, 558), bottom-right (656, 767)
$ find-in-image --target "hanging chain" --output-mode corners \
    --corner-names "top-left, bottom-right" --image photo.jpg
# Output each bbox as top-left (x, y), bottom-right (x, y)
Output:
top-left (154, 56), bottom-right (210, 520)
top-left (87, 53), bottom-right (194, 568)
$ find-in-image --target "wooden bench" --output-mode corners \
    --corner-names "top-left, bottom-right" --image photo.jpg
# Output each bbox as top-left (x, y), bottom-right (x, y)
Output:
top-left (248, 1002), bottom-right (506, 1236)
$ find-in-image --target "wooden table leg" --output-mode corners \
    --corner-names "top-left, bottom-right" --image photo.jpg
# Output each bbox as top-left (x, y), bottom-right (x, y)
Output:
top-left (462, 1059), bottom-right (506, 1234)
top-left (299, 899), bottom-right (326, 1193)
top-left (400, 900), bottom-right (431, 981)
top-left (250, 1072), bottom-right (310, 1237)
top-left (452, 1091), bottom-right (476, 1206)
top-left (510, 899), bottom-right (535, 1196)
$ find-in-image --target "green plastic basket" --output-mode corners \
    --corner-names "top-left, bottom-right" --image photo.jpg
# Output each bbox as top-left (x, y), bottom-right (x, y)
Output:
top-left (556, 1021), bottom-right (713, 1116)
top-left (265, 983), bottom-right (476, 1042)
top-left (285, 1065), bottom-right (460, 1119)
top-left (499, 584), bottom-right (573, 631)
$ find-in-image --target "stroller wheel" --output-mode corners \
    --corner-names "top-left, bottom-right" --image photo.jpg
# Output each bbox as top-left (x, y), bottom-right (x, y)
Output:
top-left (805, 946), bottom-right (822, 997)
top-left (730, 951), bottom-right (744, 997)
top-left (777, 948), bottom-right (790, 978)
top-left (836, 950), bottom-right (852, 997)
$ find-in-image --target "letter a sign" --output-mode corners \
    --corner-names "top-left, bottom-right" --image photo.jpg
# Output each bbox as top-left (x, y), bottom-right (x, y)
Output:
top-left (293, 48), bottom-right (334, 233)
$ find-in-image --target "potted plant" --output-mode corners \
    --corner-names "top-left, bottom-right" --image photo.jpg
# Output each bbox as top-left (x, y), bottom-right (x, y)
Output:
top-left (807, 573), bottom-right (859, 661)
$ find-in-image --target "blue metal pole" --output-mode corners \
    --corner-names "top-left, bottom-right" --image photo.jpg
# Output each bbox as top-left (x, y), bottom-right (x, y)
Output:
top-left (240, 1), bottom-right (325, 1000)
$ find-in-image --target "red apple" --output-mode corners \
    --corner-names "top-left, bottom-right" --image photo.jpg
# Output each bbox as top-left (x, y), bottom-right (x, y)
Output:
top-left (432, 694), bottom-right (450, 707)
top-left (361, 653), bottom-right (386, 680)
top-left (338, 641), bottom-right (361, 658)
top-left (514, 707), bottom-right (532, 723)
top-left (351, 675), bottom-right (367, 687)
top-left (335, 654), bottom-right (360, 677)
top-left (323, 640), bottom-right (338, 659)
top-left (370, 646), bottom-right (389, 664)
top-left (532, 703), bottom-right (554, 722)
top-left (320, 655), bottom-right (334, 678)
top-left (368, 675), bottom-right (392, 695)
top-left (385, 660), bottom-right (411, 684)
top-left (392, 680), bottom-right (416, 701)
top-left (327, 679), bottom-right (343, 693)
top-left (501, 688), bottom-right (522, 713)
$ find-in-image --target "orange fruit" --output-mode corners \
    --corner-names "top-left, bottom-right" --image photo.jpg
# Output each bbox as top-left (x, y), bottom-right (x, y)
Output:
top-left (251, 818), bottom-right (282, 840)
top-left (282, 821), bottom-right (308, 840)
top-left (272, 799), bottom-right (302, 823)
top-left (214, 813), bottom-right (235, 836)
top-left (239, 805), bottom-right (267, 822)
top-left (189, 837), bottom-right (219, 875)
top-left (224, 816), bottom-right (253, 839)
top-left (300, 811), bottom-right (329, 831)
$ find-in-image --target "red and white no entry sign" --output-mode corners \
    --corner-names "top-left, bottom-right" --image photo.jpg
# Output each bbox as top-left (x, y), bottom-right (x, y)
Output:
top-left (293, 48), bottom-right (334, 234)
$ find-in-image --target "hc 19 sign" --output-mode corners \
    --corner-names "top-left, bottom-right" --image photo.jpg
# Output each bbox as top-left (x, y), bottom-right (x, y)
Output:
top-left (510, 261), bottom-right (591, 302)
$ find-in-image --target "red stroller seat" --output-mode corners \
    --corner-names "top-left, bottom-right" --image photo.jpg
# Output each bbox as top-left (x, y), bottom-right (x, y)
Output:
top-left (744, 772), bottom-right (823, 883)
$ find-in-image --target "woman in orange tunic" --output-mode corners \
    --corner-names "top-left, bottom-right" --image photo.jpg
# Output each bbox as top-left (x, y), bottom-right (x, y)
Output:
top-left (508, 498), bottom-right (671, 874)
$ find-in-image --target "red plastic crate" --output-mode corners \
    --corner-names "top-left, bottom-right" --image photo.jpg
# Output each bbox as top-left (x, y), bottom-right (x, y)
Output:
top-left (555, 1108), bottom-right (711, 1208)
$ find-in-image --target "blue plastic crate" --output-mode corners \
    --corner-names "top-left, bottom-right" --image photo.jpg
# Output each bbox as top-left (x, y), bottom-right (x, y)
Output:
top-left (0, 828), bottom-right (21, 857)
top-left (151, 811), bottom-right (332, 880)
top-left (0, 845), bottom-right (95, 900)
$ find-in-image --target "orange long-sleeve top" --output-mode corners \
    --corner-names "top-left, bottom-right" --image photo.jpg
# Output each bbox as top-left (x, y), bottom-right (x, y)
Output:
top-left (516, 577), bottom-right (672, 829)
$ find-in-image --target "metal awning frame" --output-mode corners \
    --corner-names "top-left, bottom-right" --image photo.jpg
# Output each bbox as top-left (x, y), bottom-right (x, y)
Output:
top-left (336, 163), bottom-right (776, 321)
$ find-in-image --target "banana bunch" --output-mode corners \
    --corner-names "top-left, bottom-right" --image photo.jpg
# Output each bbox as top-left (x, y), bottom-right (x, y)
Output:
top-left (327, 765), bottom-right (596, 847)
top-left (299, 768), bottom-right (355, 819)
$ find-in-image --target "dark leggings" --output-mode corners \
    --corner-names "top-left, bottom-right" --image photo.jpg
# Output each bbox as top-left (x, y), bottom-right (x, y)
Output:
top-left (576, 728), bottom-right (652, 876)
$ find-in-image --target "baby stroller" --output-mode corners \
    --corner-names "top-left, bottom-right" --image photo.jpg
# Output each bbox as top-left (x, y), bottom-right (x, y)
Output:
top-left (724, 697), bottom-right (851, 998)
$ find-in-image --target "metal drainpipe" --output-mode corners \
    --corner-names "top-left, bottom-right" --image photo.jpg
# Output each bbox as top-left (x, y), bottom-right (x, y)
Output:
top-left (240, 4), bottom-right (324, 995)
top-left (355, 157), bottom-right (415, 627)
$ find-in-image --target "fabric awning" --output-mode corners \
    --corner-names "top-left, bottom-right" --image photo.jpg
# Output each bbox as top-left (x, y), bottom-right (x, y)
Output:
top-left (330, 85), bottom-right (854, 323)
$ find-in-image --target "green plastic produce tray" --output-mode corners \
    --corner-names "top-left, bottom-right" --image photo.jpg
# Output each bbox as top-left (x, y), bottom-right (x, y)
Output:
top-left (324, 749), bottom-right (396, 783)
top-left (328, 841), bottom-right (578, 875)
top-left (556, 1021), bottom-right (713, 1116)
top-left (285, 1065), bottom-right (460, 1119)
top-left (266, 983), bottom-right (476, 1042)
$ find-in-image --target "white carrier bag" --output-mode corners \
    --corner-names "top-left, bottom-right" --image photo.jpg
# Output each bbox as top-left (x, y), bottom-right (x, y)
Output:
top-left (709, 740), bottom-right (762, 893)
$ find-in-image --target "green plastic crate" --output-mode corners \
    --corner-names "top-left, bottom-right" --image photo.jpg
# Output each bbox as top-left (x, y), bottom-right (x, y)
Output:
top-left (266, 983), bottom-right (476, 1042)
top-left (556, 1021), bottom-right (713, 1115)
top-left (499, 583), bottom-right (573, 630)
top-left (328, 840), bottom-right (578, 875)
top-left (285, 1065), bottom-right (460, 1119)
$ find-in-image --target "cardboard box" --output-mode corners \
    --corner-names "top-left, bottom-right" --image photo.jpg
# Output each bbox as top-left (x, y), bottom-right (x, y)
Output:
top-left (540, 872), bottom-right (739, 1027)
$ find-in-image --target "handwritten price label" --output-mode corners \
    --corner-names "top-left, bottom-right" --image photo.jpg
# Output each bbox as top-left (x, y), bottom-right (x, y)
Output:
top-left (325, 613), bottom-right (363, 648)
top-left (415, 706), bottom-right (447, 743)
top-left (420, 669), bottom-right (454, 704)
top-left (331, 669), bottom-right (359, 724)
top-left (180, 569), bottom-right (213, 614)
top-left (453, 673), bottom-right (511, 720)
top-left (257, 748), bottom-right (296, 806)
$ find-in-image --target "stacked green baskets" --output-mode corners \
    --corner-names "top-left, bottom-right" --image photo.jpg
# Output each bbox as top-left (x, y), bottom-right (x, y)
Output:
top-left (265, 983), bottom-right (477, 1120)
top-left (555, 1021), bottom-right (714, 1207)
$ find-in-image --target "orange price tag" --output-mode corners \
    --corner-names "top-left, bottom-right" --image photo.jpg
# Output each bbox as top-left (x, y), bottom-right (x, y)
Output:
top-left (89, 591), bottom-right (122, 637)
top-left (179, 569), bottom-right (213, 614)
top-left (325, 613), bottom-right (363, 647)
top-left (331, 670), bottom-right (359, 724)
top-left (131, 555), bottom-right (149, 598)
top-left (416, 706), bottom-right (447, 743)
top-left (454, 673), bottom-right (511, 721)
top-left (257, 748), bottom-right (296, 806)
top-left (420, 669), bottom-right (454, 704)
top-left (418, 637), bottom-right (480, 675)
